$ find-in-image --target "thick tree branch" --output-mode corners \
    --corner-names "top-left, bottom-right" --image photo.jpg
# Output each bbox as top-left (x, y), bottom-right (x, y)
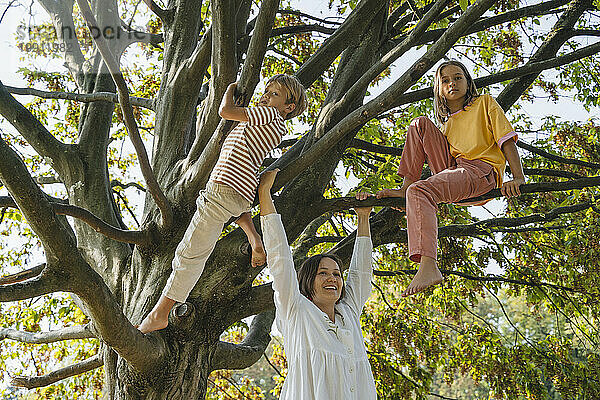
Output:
top-left (76, 0), bottom-right (172, 229)
top-left (238, 0), bottom-right (280, 101)
top-left (111, 180), bottom-right (146, 191)
top-left (295, 0), bottom-right (387, 87)
top-left (271, 0), bottom-right (497, 190)
top-left (409, 0), bottom-right (571, 47)
top-left (211, 310), bottom-right (274, 371)
top-left (0, 130), bottom-right (164, 375)
top-left (5, 85), bottom-right (155, 109)
top-left (389, 39), bottom-right (600, 108)
top-left (320, 177), bottom-right (600, 212)
top-left (181, 0), bottom-right (281, 201)
top-left (340, 0), bottom-right (451, 110)
top-left (350, 138), bottom-right (403, 156)
top-left (1, 324), bottom-right (95, 344)
top-left (11, 354), bottom-right (103, 389)
top-left (496, 0), bottom-right (592, 109)
top-left (278, 9), bottom-right (342, 26)
top-left (0, 263), bottom-right (45, 285)
top-left (178, 3), bottom-right (238, 199)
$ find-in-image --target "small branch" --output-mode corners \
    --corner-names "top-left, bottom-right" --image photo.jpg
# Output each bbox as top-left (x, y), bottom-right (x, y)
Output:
top-left (349, 138), bottom-right (403, 156)
top-left (0, 274), bottom-right (61, 302)
top-left (76, 0), bottom-right (172, 229)
top-left (405, 0), bottom-right (424, 19)
top-left (277, 9), bottom-right (342, 25)
top-left (517, 140), bottom-right (600, 170)
top-left (374, 269), bottom-right (582, 293)
top-left (267, 46), bottom-right (302, 65)
top-left (570, 28), bottom-right (600, 37)
top-left (110, 180), bottom-right (146, 192)
top-left (270, 23), bottom-right (336, 37)
top-left (211, 310), bottom-right (274, 371)
top-left (141, 0), bottom-right (170, 22)
top-left (0, 195), bottom-right (149, 246)
top-left (1, 324), bottom-right (95, 344)
top-left (0, 264), bottom-right (45, 285)
top-left (11, 354), bottom-right (103, 389)
top-left (5, 85), bottom-right (154, 110)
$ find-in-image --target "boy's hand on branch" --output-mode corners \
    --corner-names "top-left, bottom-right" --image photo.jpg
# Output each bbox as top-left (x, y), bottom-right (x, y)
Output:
top-left (501, 177), bottom-right (525, 198)
top-left (226, 82), bottom-right (245, 106)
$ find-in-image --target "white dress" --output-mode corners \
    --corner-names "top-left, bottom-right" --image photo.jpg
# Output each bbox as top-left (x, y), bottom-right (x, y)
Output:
top-left (261, 214), bottom-right (377, 400)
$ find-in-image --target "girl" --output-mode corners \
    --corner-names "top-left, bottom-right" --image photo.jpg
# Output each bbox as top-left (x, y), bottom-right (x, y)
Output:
top-left (258, 170), bottom-right (377, 399)
top-left (377, 60), bottom-right (525, 297)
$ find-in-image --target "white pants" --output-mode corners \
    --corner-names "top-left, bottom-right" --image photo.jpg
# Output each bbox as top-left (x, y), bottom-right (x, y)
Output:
top-left (163, 182), bottom-right (251, 303)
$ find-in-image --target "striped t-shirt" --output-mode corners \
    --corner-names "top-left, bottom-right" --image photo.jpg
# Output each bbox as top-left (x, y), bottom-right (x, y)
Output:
top-left (209, 106), bottom-right (286, 202)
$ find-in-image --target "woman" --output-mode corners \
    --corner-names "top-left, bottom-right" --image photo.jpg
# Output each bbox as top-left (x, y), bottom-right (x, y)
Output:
top-left (258, 170), bottom-right (377, 399)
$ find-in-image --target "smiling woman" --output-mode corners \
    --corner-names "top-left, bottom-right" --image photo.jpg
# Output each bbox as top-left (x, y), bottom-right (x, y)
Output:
top-left (257, 170), bottom-right (377, 400)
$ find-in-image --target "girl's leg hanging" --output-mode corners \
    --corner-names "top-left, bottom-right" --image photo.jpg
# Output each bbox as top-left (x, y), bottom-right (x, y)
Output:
top-left (400, 116), bottom-right (455, 296)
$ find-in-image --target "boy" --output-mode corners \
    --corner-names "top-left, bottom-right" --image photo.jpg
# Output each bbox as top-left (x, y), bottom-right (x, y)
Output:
top-left (139, 74), bottom-right (307, 333)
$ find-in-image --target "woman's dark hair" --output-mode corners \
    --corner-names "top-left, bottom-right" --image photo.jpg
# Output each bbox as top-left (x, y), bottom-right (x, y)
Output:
top-left (298, 253), bottom-right (346, 304)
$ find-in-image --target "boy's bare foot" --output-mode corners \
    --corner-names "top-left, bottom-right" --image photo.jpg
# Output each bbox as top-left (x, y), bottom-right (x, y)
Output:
top-left (251, 241), bottom-right (266, 267)
top-left (137, 296), bottom-right (175, 333)
top-left (138, 312), bottom-right (168, 333)
top-left (402, 257), bottom-right (443, 297)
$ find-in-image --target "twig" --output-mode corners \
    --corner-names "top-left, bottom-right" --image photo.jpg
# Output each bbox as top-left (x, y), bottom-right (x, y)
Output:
top-left (0, 264), bottom-right (45, 285)
top-left (52, 203), bottom-right (149, 245)
top-left (1, 324), bottom-right (94, 343)
top-left (11, 354), bottom-right (103, 389)
top-left (141, 0), bottom-right (169, 22)
top-left (517, 140), bottom-right (600, 170)
top-left (5, 85), bottom-right (154, 109)
top-left (263, 352), bottom-right (283, 377)
top-left (374, 269), bottom-right (582, 293)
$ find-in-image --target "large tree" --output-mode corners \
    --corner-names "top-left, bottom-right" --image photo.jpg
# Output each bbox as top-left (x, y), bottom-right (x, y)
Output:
top-left (1, 0), bottom-right (599, 398)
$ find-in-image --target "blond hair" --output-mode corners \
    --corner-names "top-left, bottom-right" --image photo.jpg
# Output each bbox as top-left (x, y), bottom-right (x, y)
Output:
top-left (433, 60), bottom-right (479, 125)
top-left (266, 74), bottom-right (307, 120)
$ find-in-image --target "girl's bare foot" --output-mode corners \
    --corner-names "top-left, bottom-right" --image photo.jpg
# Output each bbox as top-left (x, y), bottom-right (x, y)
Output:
top-left (402, 257), bottom-right (443, 297)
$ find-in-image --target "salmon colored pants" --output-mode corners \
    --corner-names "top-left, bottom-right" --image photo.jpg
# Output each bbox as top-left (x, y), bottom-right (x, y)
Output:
top-left (398, 117), bottom-right (496, 262)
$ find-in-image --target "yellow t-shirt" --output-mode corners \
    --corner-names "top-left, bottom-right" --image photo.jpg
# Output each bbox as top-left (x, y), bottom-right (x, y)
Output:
top-left (442, 94), bottom-right (516, 187)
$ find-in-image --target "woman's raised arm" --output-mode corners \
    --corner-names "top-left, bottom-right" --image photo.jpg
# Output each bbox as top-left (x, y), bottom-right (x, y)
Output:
top-left (259, 170), bottom-right (301, 321)
top-left (342, 193), bottom-right (374, 314)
